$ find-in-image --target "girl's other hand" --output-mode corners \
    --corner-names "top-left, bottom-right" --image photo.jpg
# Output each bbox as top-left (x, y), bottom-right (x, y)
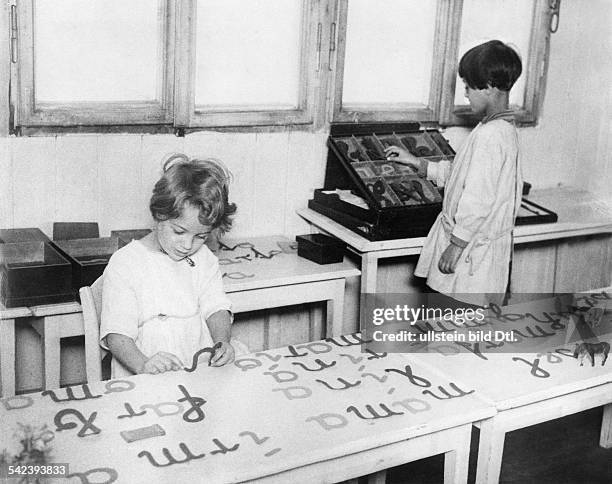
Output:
top-left (438, 243), bottom-right (464, 274)
top-left (209, 342), bottom-right (235, 367)
top-left (141, 351), bottom-right (184, 374)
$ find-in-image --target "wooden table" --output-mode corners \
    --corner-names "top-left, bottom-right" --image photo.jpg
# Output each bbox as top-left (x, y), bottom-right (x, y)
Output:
top-left (0, 306), bottom-right (32, 397)
top-left (0, 335), bottom-right (494, 483)
top-left (6, 235), bottom-right (360, 393)
top-left (298, 187), bottom-right (612, 294)
top-left (215, 236), bottom-right (359, 337)
top-left (404, 291), bottom-right (612, 483)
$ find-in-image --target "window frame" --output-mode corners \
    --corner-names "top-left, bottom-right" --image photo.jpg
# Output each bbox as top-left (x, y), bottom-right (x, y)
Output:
top-left (7, 0), bottom-right (555, 132)
top-left (330, 0), bottom-right (459, 124)
top-left (12, 0), bottom-right (175, 127)
top-left (439, 0), bottom-right (554, 127)
top-left (173, 0), bottom-right (322, 129)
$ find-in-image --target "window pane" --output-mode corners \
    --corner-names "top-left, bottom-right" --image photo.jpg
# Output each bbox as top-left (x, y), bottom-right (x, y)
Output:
top-left (342, 0), bottom-right (436, 108)
top-left (33, 0), bottom-right (159, 103)
top-left (195, 0), bottom-right (302, 111)
top-left (455, 0), bottom-right (534, 108)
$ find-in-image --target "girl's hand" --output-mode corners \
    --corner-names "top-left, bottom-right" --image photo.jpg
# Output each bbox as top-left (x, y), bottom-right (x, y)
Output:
top-left (209, 342), bottom-right (235, 367)
top-left (384, 145), bottom-right (421, 171)
top-left (438, 243), bottom-right (464, 274)
top-left (141, 351), bottom-right (184, 374)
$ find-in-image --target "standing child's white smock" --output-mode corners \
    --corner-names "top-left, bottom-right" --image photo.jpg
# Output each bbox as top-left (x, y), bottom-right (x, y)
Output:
top-left (415, 114), bottom-right (522, 301)
top-left (100, 240), bottom-right (232, 378)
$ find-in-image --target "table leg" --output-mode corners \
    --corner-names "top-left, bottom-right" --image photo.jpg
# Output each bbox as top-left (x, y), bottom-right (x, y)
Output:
top-left (326, 279), bottom-right (346, 338)
top-left (476, 418), bottom-right (507, 484)
top-left (601, 403), bottom-right (612, 448)
top-left (265, 312), bottom-right (283, 350)
top-left (359, 253), bottom-right (379, 332)
top-left (360, 252), bottom-right (379, 294)
top-left (30, 316), bottom-right (61, 390)
top-left (443, 424), bottom-right (471, 484)
top-left (0, 319), bottom-right (16, 397)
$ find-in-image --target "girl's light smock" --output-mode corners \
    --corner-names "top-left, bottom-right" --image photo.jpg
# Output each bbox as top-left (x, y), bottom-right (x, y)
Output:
top-left (100, 240), bottom-right (232, 378)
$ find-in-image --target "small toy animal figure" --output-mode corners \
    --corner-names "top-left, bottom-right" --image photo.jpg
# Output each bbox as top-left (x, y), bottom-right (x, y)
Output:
top-left (573, 341), bottom-right (610, 367)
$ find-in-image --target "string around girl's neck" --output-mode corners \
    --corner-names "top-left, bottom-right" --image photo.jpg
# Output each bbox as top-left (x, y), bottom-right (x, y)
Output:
top-left (158, 245), bottom-right (196, 267)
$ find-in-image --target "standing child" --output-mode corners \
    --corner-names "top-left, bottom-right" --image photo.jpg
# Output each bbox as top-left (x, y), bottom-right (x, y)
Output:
top-left (100, 153), bottom-right (245, 377)
top-left (385, 40), bottom-right (523, 304)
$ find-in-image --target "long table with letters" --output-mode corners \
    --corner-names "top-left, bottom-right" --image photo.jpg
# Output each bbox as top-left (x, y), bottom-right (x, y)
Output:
top-left (0, 335), bottom-right (493, 483)
top-left (411, 290), bottom-right (612, 483)
top-left (3, 287), bottom-right (611, 482)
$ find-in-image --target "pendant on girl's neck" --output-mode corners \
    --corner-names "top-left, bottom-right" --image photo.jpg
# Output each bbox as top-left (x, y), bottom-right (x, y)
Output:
top-left (159, 246), bottom-right (196, 267)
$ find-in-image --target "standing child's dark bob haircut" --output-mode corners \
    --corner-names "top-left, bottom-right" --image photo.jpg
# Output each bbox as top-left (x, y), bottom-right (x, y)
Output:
top-left (458, 40), bottom-right (522, 92)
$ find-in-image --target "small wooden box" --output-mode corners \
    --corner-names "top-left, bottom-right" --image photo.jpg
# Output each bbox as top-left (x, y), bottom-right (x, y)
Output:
top-left (51, 237), bottom-right (126, 289)
top-left (296, 234), bottom-right (346, 265)
top-left (1, 241), bottom-right (73, 307)
top-left (0, 228), bottom-right (50, 244)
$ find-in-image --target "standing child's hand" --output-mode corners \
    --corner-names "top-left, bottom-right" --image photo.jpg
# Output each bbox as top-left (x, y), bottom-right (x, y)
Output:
top-left (384, 145), bottom-right (421, 172)
top-left (141, 351), bottom-right (184, 374)
top-left (438, 244), bottom-right (464, 274)
top-left (209, 342), bottom-right (235, 367)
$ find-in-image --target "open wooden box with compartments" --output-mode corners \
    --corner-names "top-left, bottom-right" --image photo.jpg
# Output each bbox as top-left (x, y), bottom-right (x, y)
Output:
top-left (309, 122), bottom-right (450, 240)
top-left (308, 122), bottom-right (557, 241)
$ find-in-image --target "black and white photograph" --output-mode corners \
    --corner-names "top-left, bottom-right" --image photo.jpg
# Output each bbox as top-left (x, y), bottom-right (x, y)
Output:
top-left (0, 1), bottom-right (611, 483)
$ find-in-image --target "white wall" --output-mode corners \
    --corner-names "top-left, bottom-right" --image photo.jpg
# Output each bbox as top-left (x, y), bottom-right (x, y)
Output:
top-left (0, 131), bottom-right (328, 239)
top-left (2, 2), bottom-right (611, 237)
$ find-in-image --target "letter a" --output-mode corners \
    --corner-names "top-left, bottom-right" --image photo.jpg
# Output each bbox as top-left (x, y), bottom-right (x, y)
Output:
top-left (305, 413), bottom-right (348, 431)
